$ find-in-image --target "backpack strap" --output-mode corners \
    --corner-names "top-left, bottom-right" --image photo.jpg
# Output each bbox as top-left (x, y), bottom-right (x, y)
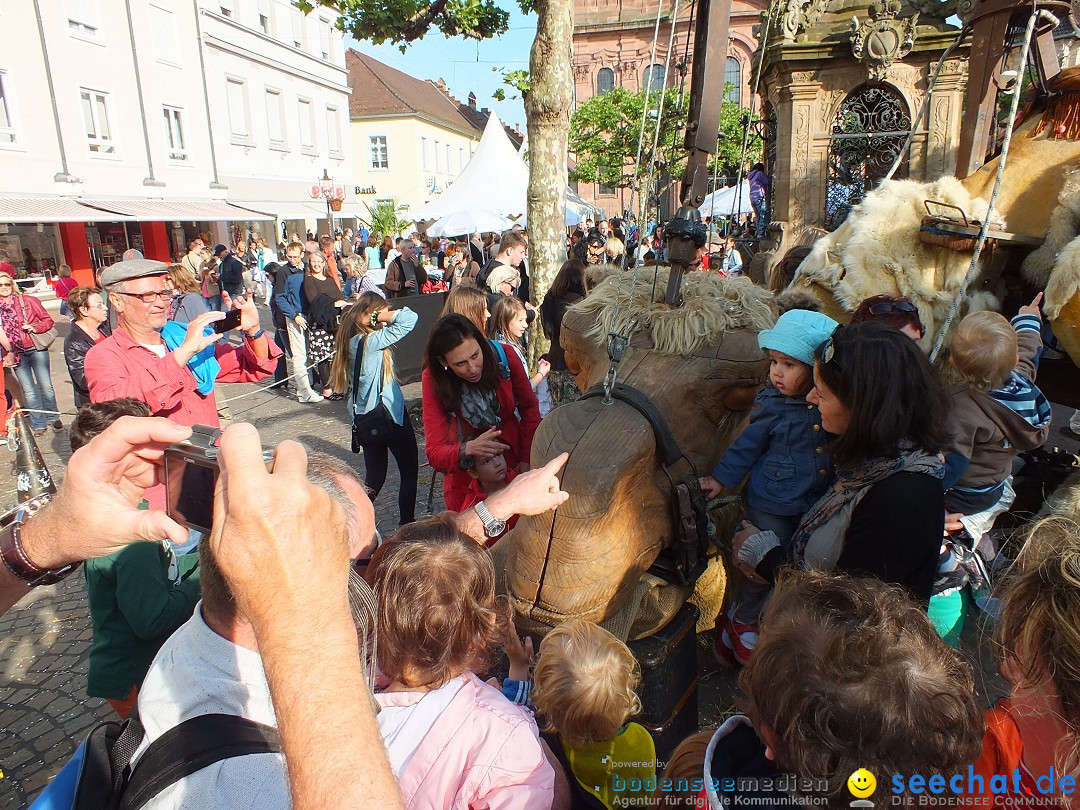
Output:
top-left (488, 339), bottom-right (511, 380)
top-left (119, 713), bottom-right (282, 810)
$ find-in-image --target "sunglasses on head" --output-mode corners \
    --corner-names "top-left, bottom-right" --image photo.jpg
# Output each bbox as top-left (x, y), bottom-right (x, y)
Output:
top-left (868, 300), bottom-right (918, 317)
top-left (817, 327), bottom-right (841, 366)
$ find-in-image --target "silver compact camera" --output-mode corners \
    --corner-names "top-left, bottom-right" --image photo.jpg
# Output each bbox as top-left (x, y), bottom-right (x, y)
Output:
top-left (163, 425), bottom-right (273, 535)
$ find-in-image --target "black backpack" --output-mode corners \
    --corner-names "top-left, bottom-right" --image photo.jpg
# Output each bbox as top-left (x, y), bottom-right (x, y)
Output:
top-left (32, 712), bottom-right (281, 810)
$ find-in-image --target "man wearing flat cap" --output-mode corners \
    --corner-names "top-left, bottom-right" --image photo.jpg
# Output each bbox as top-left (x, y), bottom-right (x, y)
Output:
top-left (84, 259), bottom-right (280, 437)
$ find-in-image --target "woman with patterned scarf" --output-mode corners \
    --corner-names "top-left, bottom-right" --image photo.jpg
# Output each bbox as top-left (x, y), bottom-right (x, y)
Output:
top-left (734, 321), bottom-right (948, 606)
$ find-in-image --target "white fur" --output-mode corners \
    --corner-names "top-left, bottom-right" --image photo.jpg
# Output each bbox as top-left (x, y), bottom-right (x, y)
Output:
top-left (794, 177), bottom-right (999, 347)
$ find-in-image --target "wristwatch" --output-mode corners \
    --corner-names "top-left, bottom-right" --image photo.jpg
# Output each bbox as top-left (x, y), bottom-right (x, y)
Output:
top-left (473, 501), bottom-right (507, 539)
top-left (0, 496), bottom-right (79, 587)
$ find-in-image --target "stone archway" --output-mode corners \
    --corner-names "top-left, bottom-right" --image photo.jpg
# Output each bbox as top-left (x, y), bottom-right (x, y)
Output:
top-left (824, 82), bottom-right (911, 229)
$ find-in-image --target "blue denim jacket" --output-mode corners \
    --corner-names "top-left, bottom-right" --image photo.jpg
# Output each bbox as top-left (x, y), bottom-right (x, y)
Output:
top-left (711, 385), bottom-right (833, 516)
top-left (347, 307), bottom-right (418, 425)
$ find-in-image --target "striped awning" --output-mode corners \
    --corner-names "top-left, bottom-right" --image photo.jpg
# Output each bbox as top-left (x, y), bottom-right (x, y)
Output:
top-left (78, 198), bottom-right (273, 221)
top-left (0, 197), bottom-right (135, 223)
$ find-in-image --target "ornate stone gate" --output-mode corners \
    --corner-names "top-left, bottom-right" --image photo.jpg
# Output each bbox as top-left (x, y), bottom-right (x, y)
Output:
top-left (757, 0), bottom-right (970, 233)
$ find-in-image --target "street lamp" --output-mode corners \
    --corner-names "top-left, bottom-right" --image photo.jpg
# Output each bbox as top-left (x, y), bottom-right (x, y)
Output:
top-left (310, 169), bottom-right (345, 237)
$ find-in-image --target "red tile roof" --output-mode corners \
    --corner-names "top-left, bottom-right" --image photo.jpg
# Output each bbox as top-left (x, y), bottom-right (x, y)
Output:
top-left (345, 49), bottom-right (480, 139)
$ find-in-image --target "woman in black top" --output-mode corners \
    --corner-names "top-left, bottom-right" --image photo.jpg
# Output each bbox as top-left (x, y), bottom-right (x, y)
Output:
top-left (734, 322), bottom-right (948, 604)
top-left (303, 250), bottom-right (349, 400)
top-left (63, 286), bottom-right (109, 408)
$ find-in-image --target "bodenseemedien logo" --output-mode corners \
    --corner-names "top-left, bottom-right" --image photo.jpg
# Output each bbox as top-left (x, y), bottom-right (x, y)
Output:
top-left (848, 768), bottom-right (877, 808)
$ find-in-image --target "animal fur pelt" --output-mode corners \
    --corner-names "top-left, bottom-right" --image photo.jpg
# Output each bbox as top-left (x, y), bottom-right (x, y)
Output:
top-left (572, 265), bottom-right (776, 356)
top-left (793, 177), bottom-right (1000, 347)
top-left (1022, 168), bottom-right (1080, 293)
top-left (1024, 168), bottom-right (1080, 320)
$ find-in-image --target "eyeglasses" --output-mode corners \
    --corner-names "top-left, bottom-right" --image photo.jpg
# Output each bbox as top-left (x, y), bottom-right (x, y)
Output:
top-left (113, 289), bottom-right (171, 303)
top-left (0, 282), bottom-right (12, 288)
top-left (867, 300), bottom-right (918, 317)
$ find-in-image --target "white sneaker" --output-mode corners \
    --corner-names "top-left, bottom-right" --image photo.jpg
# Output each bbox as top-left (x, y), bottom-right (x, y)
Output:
top-left (298, 393), bottom-right (324, 403)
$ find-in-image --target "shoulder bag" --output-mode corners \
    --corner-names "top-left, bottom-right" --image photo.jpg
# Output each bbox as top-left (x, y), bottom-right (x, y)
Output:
top-left (19, 294), bottom-right (57, 351)
top-left (350, 334), bottom-right (395, 451)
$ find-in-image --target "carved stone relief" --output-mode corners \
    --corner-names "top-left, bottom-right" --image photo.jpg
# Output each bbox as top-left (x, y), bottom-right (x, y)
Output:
top-left (850, 0), bottom-right (919, 81)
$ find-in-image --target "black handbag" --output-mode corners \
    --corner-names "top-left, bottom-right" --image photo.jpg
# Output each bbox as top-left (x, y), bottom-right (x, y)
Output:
top-left (350, 334), bottom-right (395, 451)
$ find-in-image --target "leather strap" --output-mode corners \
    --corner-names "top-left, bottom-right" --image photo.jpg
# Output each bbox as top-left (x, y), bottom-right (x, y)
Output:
top-left (579, 383), bottom-right (688, 470)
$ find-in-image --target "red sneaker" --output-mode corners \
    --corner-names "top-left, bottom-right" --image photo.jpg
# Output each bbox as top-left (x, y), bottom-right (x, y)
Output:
top-left (712, 614), bottom-right (738, 667)
top-left (727, 618), bottom-right (760, 666)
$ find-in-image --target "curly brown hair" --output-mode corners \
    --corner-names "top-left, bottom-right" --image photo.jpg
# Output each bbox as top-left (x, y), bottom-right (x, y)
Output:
top-left (367, 515), bottom-right (504, 688)
top-left (741, 571), bottom-right (984, 809)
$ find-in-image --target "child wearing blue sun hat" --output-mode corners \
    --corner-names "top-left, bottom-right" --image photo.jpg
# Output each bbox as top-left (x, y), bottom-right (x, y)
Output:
top-left (699, 308), bottom-right (838, 666)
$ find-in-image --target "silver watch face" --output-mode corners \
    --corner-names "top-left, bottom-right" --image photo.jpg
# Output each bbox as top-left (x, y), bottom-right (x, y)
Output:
top-left (486, 519), bottom-right (507, 538)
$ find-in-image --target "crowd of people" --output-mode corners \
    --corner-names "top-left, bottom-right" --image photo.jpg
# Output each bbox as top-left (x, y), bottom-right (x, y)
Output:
top-left (1, 213), bottom-right (1079, 810)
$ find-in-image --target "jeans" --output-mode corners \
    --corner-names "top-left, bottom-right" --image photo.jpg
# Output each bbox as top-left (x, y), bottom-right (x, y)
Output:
top-left (285, 319), bottom-right (318, 399)
top-left (273, 327), bottom-right (289, 385)
top-left (203, 294), bottom-right (223, 312)
top-left (14, 348), bottom-right (59, 431)
top-left (752, 197), bottom-right (769, 239)
top-left (359, 412), bottom-right (419, 526)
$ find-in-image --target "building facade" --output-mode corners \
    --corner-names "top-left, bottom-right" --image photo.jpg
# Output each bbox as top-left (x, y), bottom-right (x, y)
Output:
top-left (346, 50), bottom-right (488, 222)
top-left (199, 0), bottom-right (355, 244)
top-left (571, 0), bottom-right (768, 217)
top-left (0, 0), bottom-right (351, 285)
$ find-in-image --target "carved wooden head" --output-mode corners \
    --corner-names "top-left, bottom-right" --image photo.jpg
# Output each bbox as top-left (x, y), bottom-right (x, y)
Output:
top-left (505, 268), bottom-right (775, 631)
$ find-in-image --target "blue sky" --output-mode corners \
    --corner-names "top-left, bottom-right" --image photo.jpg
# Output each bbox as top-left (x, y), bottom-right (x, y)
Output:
top-left (348, 8), bottom-right (537, 132)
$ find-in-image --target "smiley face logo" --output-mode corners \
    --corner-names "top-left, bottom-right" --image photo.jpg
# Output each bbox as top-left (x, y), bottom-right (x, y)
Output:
top-left (847, 769), bottom-right (876, 799)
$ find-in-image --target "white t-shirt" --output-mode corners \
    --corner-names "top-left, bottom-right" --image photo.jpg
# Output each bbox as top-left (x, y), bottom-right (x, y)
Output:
top-left (377, 676), bottom-right (466, 778)
top-left (133, 606), bottom-right (291, 810)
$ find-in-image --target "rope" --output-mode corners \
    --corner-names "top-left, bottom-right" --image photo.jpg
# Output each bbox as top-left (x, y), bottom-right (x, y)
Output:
top-left (645, 0), bottom-right (685, 208)
top-left (928, 4), bottom-right (1059, 362)
top-left (883, 22), bottom-right (972, 183)
top-left (630, 0), bottom-right (668, 222)
top-left (726, 6), bottom-right (775, 226)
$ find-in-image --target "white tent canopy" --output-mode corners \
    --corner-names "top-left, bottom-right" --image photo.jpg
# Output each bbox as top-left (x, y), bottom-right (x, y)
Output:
top-left (413, 113), bottom-right (594, 228)
top-left (412, 114), bottom-right (530, 221)
top-left (699, 181), bottom-right (753, 218)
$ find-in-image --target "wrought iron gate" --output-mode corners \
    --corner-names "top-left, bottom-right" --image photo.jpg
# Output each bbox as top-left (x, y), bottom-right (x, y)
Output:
top-left (825, 83), bottom-right (910, 230)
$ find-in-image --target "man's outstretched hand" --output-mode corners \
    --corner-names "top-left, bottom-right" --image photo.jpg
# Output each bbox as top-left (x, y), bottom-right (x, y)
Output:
top-left (22, 416), bottom-right (193, 569)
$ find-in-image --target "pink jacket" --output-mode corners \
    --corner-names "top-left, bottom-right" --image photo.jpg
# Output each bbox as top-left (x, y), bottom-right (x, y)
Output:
top-left (376, 672), bottom-right (555, 810)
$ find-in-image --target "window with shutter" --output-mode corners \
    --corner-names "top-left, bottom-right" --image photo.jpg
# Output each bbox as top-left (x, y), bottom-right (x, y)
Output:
top-left (298, 98), bottom-right (316, 153)
top-left (266, 89), bottom-right (286, 149)
top-left (66, 0), bottom-right (101, 41)
top-left (326, 105), bottom-right (341, 155)
top-left (149, 5), bottom-right (180, 65)
top-left (226, 78), bottom-right (252, 143)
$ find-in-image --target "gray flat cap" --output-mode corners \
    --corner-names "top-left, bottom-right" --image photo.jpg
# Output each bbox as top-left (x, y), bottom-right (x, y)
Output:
top-left (99, 258), bottom-right (169, 287)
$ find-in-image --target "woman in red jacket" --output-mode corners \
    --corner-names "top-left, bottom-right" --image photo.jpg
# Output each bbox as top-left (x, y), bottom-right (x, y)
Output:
top-left (422, 314), bottom-right (541, 512)
top-left (0, 273), bottom-right (59, 435)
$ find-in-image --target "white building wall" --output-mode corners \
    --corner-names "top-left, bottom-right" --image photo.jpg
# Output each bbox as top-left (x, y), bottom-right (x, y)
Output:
top-left (0, 0), bottom-right (215, 197)
top-left (351, 116), bottom-right (479, 220)
top-left (198, 0), bottom-right (353, 221)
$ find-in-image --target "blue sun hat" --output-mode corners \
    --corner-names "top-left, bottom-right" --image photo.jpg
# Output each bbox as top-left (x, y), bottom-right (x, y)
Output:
top-left (757, 309), bottom-right (839, 366)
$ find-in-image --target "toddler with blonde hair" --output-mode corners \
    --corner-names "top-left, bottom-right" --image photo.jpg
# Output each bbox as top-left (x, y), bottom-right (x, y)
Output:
top-left (943, 295), bottom-right (1051, 528)
top-left (504, 619), bottom-right (656, 809)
